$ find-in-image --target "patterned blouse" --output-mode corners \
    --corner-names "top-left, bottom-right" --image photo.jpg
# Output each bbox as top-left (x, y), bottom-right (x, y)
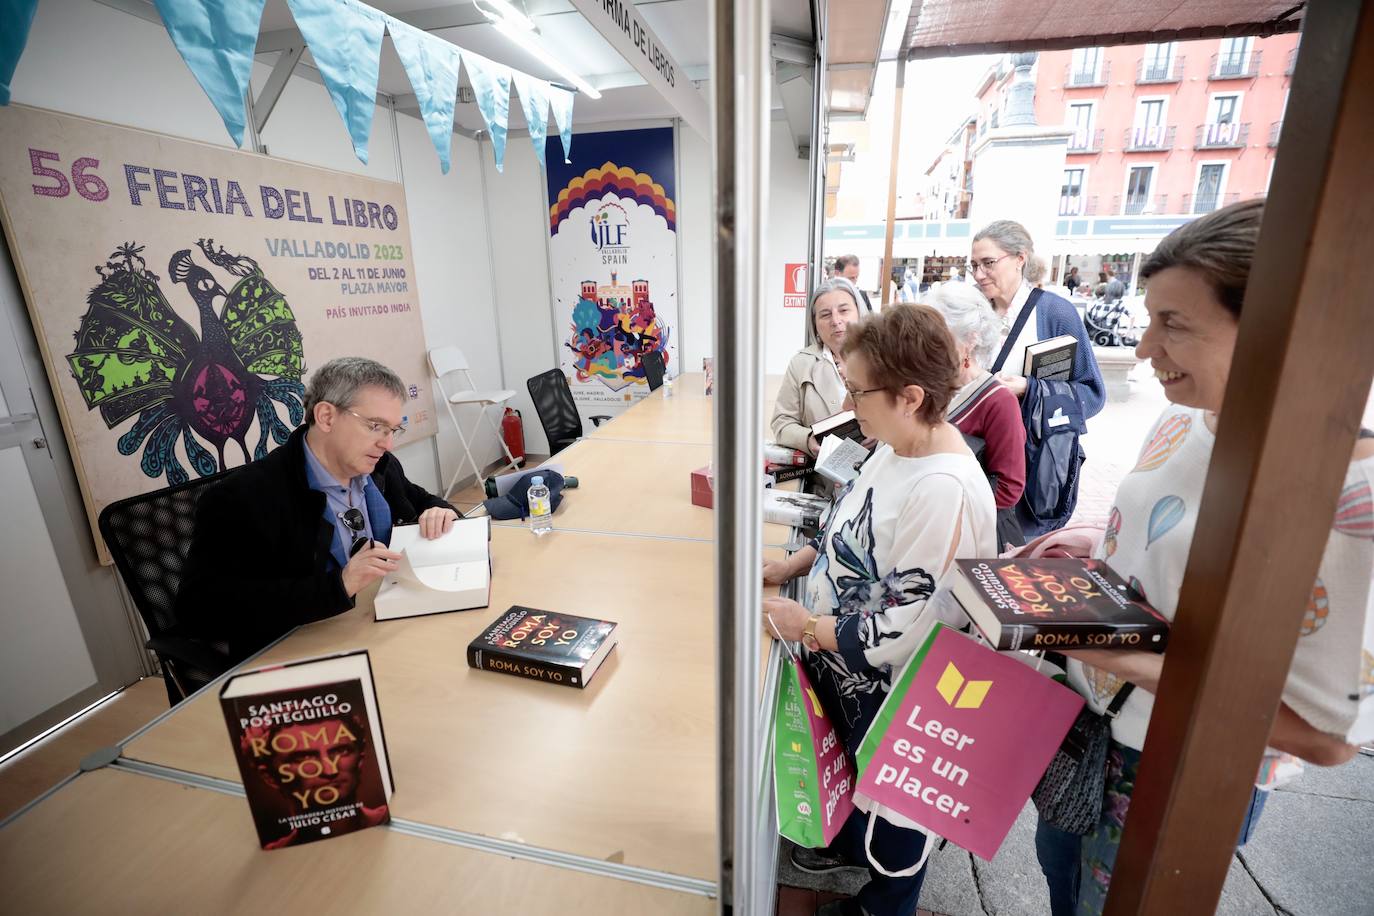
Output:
top-left (802, 444), bottom-right (996, 743)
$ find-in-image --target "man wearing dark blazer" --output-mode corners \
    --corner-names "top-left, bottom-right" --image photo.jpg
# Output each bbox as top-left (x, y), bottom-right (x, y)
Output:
top-left (176, 357), bottom-right (458, 664)
top-left (833, 254), bottom-right (874, 312)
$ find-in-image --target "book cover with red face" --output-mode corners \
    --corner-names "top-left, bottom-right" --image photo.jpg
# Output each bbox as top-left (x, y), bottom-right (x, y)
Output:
top-left (952, 558), bottom-right (1169, 651)
top-left (221, 678), bottom-right (390, 849)
top-left (467, 606), bottom-right (618, 688)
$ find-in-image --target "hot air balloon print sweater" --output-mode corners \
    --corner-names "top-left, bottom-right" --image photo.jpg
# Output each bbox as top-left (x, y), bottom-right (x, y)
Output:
top-left (1067, 405), bottom-right (1374, 751)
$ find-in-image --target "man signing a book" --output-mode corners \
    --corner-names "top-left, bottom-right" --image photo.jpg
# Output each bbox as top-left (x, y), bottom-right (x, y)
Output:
top-left (177, 357), bottom-right (459, 668)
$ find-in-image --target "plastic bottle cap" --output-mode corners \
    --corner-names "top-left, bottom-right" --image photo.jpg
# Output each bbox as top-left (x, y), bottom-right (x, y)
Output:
top-left (531, 476), bottom-right (543, 485)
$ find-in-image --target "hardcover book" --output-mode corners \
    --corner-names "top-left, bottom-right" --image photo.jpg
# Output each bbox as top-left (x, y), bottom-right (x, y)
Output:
top-left (467, 606), bottom-right (619, 689)
top-left (811, 409), bottom-right (864, 443)
top-left (764, 489), bottom-right (830, 528)
top-left (948, 558), bottom-right (1169, 652)
top-left (219, 650), bottom-right (393, 850)
top-left (1022, 335), bottom-right (1077, 382)
top-left (765, 462), bottom-right (811, 484)
top-left (763, 443), bottom-right (812, 467)
top-left (375, 516), bottom-right (491, 621)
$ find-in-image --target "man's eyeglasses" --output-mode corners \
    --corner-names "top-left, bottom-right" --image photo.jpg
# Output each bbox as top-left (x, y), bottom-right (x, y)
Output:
top-left (967, 254), bottom-right (1014, 276)
top-left (338, 506), bottom-right (371, 557)
top-left (341, 407), bottom-right (407, 438)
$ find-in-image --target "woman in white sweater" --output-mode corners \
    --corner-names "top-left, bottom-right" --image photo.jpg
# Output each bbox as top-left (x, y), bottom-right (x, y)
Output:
top-left (770, 278), bottom-right (861, 456)
top-left (1035, 200), bottom-right (1374, 915)
top-left (762, 304), bottom-right (997, 916)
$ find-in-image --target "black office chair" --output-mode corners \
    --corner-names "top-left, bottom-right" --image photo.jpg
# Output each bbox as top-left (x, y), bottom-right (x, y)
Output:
top-left (98, 472), bottom-right (237, 705)
top-left (526, 369), bottom-right (611, 455)
top-left (643, 350), bottom-right (666, 391)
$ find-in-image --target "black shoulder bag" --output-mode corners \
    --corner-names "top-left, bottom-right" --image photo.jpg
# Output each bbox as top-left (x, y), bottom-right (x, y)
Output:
top-left (1032, 682), bottom-right (1136, 835)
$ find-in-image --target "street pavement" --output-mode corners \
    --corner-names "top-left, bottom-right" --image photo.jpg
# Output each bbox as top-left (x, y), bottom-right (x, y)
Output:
top-left (779, 360), bottom-right (1374, 915)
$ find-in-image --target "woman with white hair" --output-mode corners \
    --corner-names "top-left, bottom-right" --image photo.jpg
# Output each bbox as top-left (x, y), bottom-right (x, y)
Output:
top-left (926, 283), bottom-right (1027, 548)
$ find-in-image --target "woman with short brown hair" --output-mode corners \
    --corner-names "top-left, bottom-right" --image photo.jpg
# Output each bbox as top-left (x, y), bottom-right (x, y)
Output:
top-left (762, 304), bottom-right (998, 916)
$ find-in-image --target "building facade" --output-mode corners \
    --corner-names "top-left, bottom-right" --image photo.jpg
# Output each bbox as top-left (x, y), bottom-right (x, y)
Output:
top-left (1019, 35), bottom-right (1297, 218)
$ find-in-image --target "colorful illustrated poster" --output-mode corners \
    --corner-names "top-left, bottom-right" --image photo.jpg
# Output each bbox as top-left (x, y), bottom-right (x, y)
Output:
top-left (0, 105), bottom-right (436, 560)
top-left (545, 127), bottom-right (677, 414)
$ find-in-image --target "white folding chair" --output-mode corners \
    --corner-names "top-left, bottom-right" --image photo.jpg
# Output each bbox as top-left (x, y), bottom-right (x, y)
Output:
top-left (428, 346), bottom-right (521, 498)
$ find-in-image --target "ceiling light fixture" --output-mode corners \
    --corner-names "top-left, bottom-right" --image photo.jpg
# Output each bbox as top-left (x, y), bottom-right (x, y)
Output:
top-left (477, 0), bottom-right (535, 32)
top-left (491, 18), bottom-right (603, 99)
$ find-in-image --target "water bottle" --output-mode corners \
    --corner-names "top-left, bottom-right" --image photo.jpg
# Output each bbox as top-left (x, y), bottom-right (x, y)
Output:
top-left (527, 476), bottom-right (553, 536)
top-left (662, 375), bottom-right (674, 398)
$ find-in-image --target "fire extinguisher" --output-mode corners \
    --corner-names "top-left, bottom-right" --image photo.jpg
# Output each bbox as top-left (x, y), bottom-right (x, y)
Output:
top-left (501, 407), bottom-right (526, 466)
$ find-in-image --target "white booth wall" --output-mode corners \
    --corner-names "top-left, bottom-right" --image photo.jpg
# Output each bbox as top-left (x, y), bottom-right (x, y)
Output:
top-left (11, 0), bottom-right (812, 504)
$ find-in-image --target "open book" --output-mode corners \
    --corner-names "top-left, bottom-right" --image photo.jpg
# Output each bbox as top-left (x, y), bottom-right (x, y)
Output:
top-left (374, 516), bottom-right (491, 621)
top-left (814, 433), bottom-right (871, 486)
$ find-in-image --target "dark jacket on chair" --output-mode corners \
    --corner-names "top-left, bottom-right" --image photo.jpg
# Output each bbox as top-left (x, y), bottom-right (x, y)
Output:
top-left (175, 424), bottom-right (455, 664)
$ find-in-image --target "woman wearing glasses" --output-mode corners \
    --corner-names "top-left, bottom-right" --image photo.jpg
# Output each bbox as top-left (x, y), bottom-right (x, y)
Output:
top-left (971, 221), bottom-right (1106, 537)
top-left (970, 220), bottom-right (1105, 412)
top-left (762, 305), bottom-right (997, 916)
top-left (771, 278), bottom-right (864, 457)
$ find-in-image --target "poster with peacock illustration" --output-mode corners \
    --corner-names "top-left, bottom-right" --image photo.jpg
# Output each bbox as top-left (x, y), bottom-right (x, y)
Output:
top-left (0, 105), bottom-right (436, 562)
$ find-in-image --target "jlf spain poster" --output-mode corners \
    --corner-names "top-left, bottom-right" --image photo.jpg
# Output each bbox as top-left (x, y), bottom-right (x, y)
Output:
top-left (545, 127), bottom-right (677, 415)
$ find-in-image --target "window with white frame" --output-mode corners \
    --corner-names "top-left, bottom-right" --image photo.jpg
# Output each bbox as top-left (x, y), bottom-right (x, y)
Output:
top-left (1193, 163), bottom-right (1227, 213)
top-left (1067, 102), bottom-right (1095, 149)
top-left (1142, 42), bottom-right (1175, 80)
top-left (1132, 98), bottom-right (1166, 147)
top-left (1071, 47), bottom-right (1104, 83)
top-left (1217, 37), bottom-right (1253, 76)
top-left (1061, 168), bottom-right (1086, 215)
top-left (1124, 166), bottom-right (1154, 214)
top-left (1205, 94), bottom-right (1242, 145)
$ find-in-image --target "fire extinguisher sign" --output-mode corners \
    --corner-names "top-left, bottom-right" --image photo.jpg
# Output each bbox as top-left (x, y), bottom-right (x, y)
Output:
top-left (783, 262), bottom-right (808, 308)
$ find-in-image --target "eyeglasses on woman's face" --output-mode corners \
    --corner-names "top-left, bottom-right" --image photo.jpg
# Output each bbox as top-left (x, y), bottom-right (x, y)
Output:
top-left (967, 253), bottom-right (1014, 276)
top-left (844, 383), bottom-right (886, 401)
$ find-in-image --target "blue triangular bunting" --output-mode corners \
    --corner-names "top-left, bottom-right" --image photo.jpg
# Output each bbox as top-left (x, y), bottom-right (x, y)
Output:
top-left (386, 17), bottom-right (460, 174)
top-left (547, 85), bottom-right (575, 164)
top-left (151, 0), bottom-right (268, 145)
top-left (286, 0), bottom-right (387, 164)
top-left (511, 71), bottom-right (551, 170)
top-left (461, 50), bottom-right (512, 172)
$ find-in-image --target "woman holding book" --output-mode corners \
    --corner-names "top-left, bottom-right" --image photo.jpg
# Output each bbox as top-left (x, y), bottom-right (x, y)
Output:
top-left (970, 220), bottom-right (1105, 413)
top-left (771, 278), bottom-right (861, 457)
top-left (761, 304), bottom-right (998, 916)
top-left (926, 282), bottom-right (1027, 549)
top-left (1034, 199), bottom-right (1374, 915)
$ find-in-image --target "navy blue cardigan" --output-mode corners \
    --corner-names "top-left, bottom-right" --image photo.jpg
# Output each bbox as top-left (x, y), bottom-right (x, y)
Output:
top-left (1024, 289), bottom-right (1106, 419)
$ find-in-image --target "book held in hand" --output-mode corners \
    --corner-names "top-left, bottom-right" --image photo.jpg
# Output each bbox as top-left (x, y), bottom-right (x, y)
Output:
top-left (467, 606), bottom-right (619, 689)
top-left (810, 409), bottom-right (864, 443)
top-left (814, 433), bottom-right (872, 486)
top-left (219, 650), bottom-right (393, 850)
top-left (764, 489), bottom-right (830, 528)
top-left (948, 558), bottom-right (1169, 652)
top-left (1022, 335), bottom-right (1077, 382)
top-left (374, 516), bottom-right (491, 621)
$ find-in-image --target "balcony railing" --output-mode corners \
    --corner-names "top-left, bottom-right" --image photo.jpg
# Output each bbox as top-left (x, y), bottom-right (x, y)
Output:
top-left (1123, 125), bottom-right (1176, 152)
top-left (1114, 194), bottom-right (1169, 216)
top-left (1066, 128), bottom-right (1104, 153)
top-left (1210, 49), bottom-right (1262, 79)
top-left (1269, 120), bottom-right (1283, 148)
top-left (1195, 121), bottom-right (1250, 149)
top-left (1065, 61), bottom-right (1110, 87)
top-left (1286, 47), bottom-right (1298, 75)
top-left (1058, 195), bottom-right (1099, 217)
top-left (1136, 55), bottom-right (1184, 83)
top-left (1182, 191), bottom-right (1241, 215)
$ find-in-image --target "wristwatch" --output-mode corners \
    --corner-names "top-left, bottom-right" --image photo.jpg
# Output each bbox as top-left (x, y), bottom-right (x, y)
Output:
top-left (802, 614), bottom-right (821, 652)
